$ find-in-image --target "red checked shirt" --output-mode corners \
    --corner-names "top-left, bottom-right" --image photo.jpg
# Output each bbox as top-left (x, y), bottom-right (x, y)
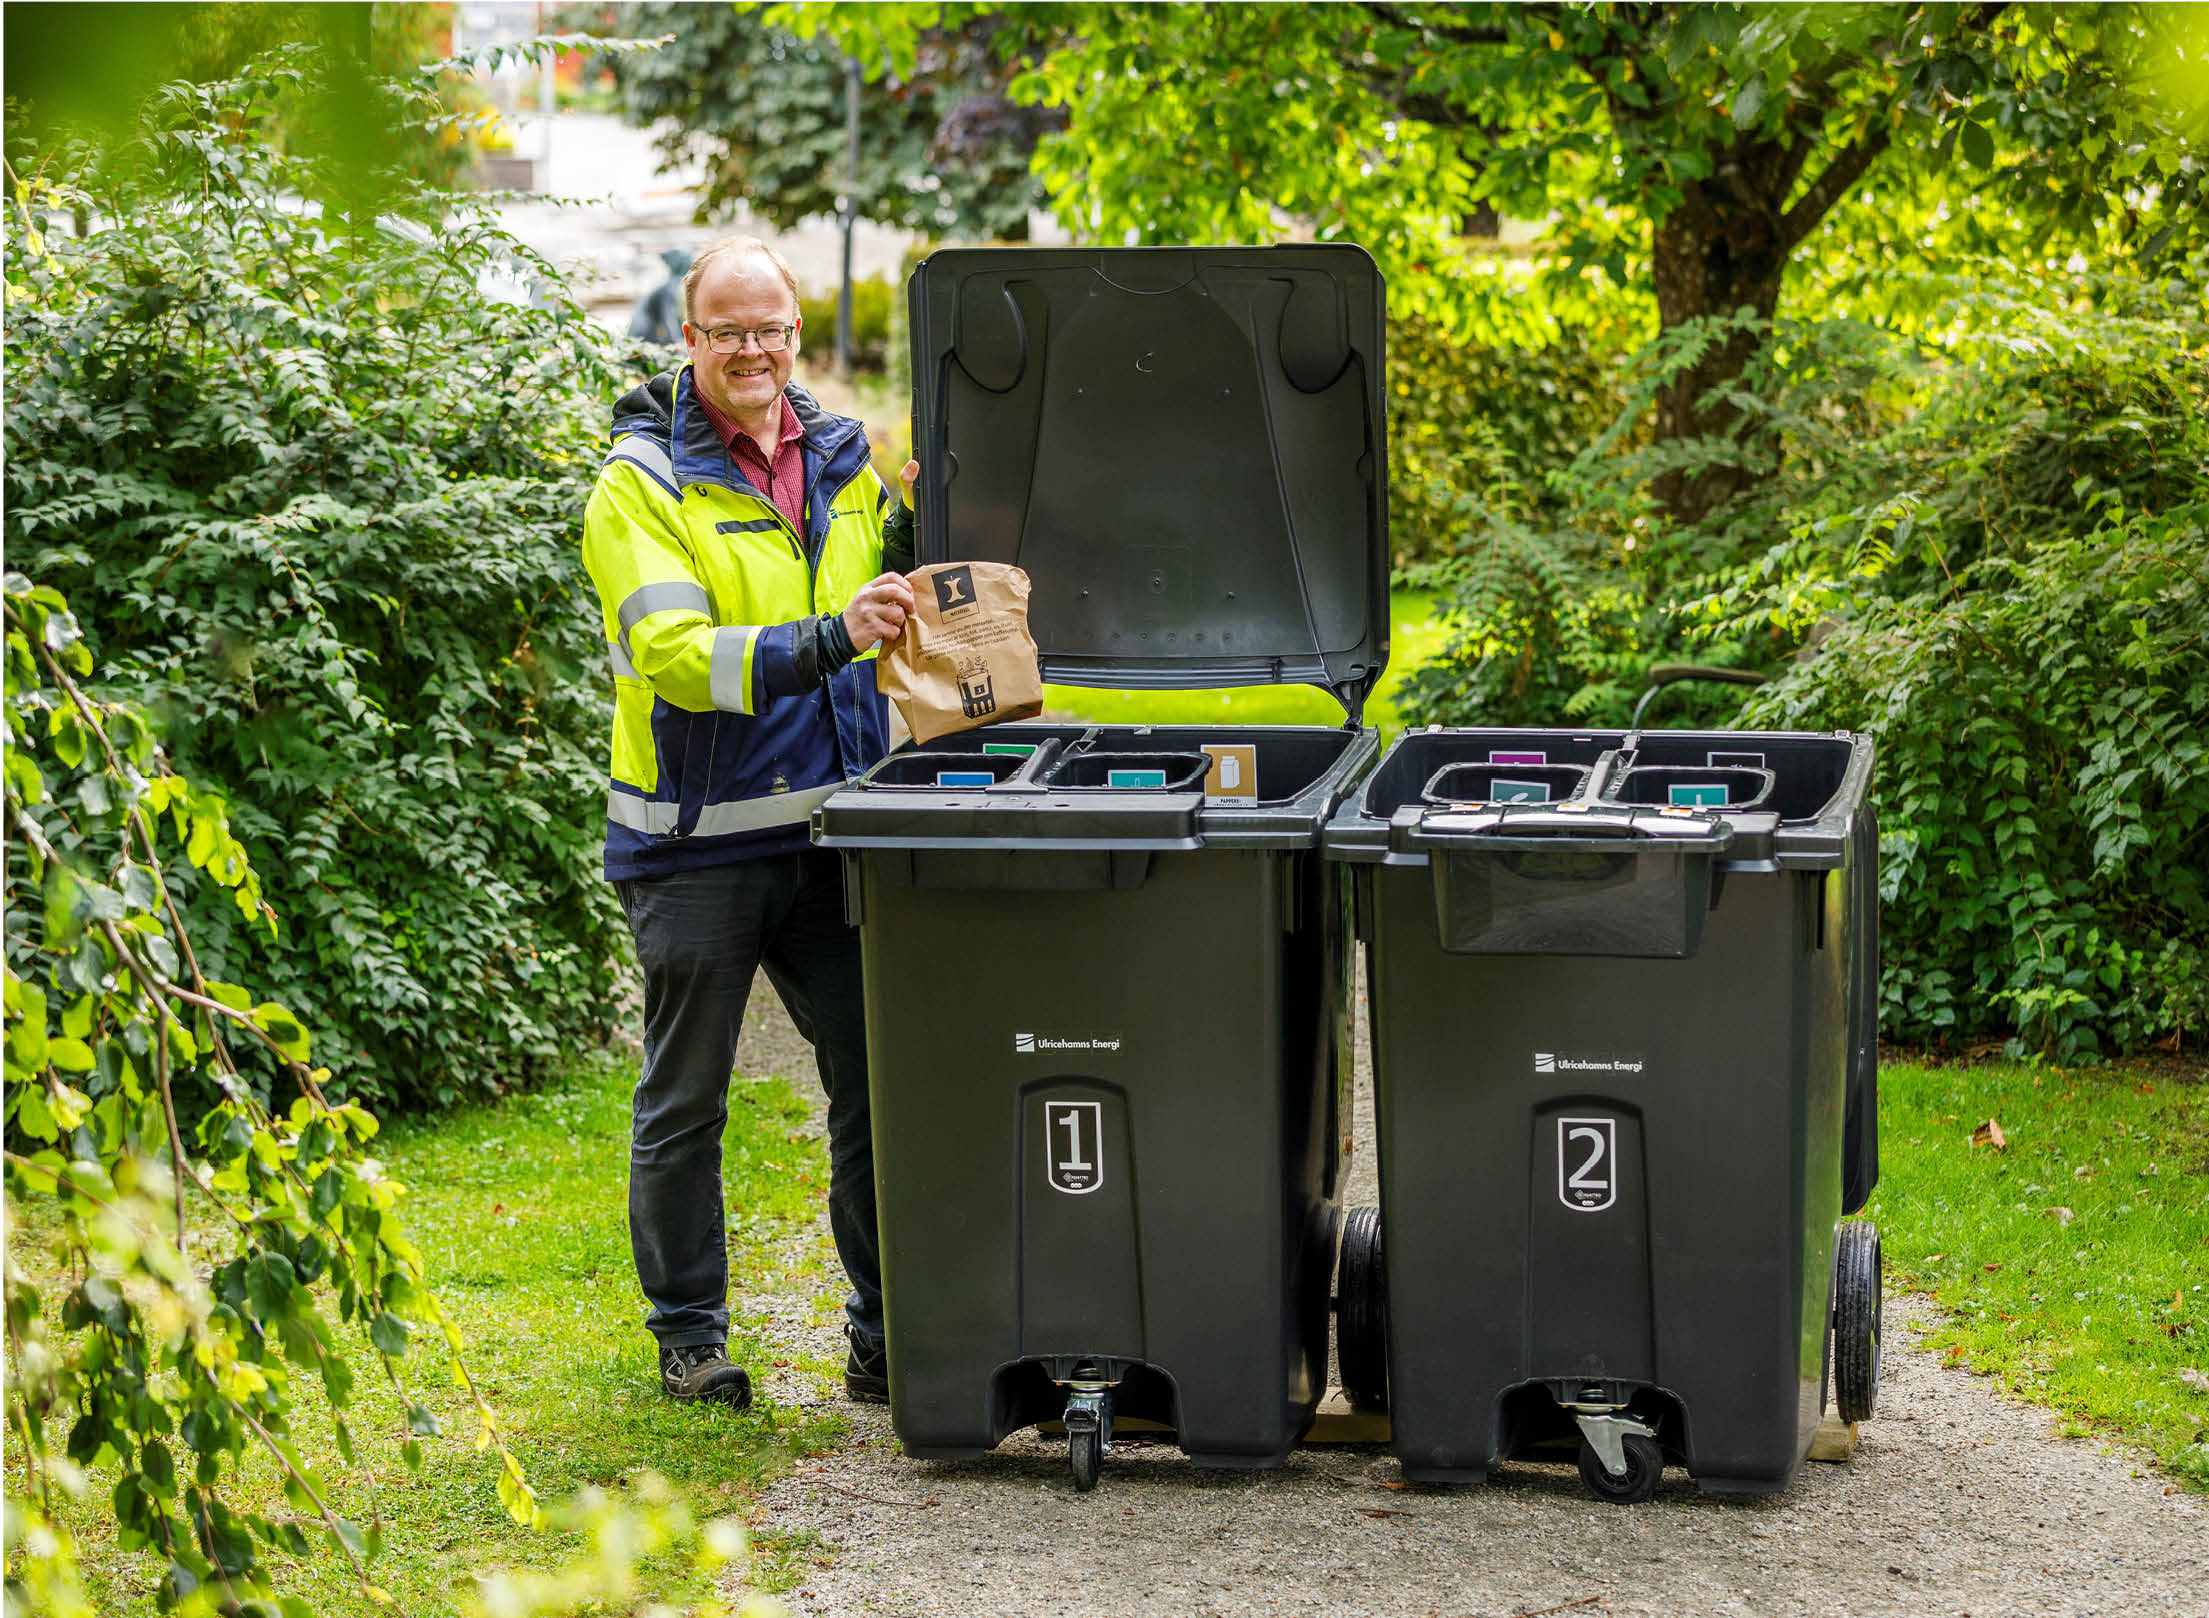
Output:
top-left (696, 391), bottom-right (807, 533)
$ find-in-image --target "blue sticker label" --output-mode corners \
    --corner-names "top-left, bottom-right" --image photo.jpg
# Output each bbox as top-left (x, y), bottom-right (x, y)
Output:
top-left (983, 743), bottom-right (1037, 756)
top-left (1669, 783), bottom-right (1730, 807)
top-left (1490, 778), bottom-right (1550, 804)
top-left (937, 770), bottom-right (995, 788)
top-left (1108, 769), bottom-right (1169, 789)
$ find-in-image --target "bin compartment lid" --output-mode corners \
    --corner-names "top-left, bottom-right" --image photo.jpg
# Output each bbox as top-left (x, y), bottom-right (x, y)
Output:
top-left (908, 246), bottom-right (1391, 722)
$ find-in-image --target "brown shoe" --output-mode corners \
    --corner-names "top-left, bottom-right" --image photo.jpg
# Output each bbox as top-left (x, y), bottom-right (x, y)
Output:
top-left (660, 1342), bottom-right (752, 1408)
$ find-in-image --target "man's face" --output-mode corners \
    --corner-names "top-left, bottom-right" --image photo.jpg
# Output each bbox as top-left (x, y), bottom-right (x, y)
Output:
top-left (683, 254), bottom-right (800, 425)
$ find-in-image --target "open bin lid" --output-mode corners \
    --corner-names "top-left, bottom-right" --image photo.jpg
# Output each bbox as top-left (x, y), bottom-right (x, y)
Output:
top-left (908, 246), bottom-right (1391, 724)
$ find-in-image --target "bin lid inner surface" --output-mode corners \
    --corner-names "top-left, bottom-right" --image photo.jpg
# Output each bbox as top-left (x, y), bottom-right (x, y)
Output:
top-left (908, 246), bottom-right (1390, 721)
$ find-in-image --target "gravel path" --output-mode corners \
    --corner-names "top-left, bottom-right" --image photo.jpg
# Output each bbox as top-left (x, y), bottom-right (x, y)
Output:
top-left (728, 954), bottom-right (2206, 1618)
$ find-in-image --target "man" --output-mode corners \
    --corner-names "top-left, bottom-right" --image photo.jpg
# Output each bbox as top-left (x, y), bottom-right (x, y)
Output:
top-left (582, 235), bottom-right (918, 1410)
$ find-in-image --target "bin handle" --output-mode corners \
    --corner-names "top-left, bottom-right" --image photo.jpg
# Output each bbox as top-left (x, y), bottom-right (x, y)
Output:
top-left (1391, 804), bottom-right (1736, 857)
top-left (1629, 663), bottom-right (1770, 732)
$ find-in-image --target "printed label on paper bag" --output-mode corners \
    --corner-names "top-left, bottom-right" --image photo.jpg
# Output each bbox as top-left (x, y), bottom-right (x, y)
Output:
top-left (1202, 743), bottom-right (1259, 802)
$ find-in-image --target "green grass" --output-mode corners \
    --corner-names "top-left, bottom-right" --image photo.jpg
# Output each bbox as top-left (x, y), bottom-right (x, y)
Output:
top-left (1042, 589), bottom-right (1446, 736)
top-left (1870, 1057), bottom-right (2209, 1488)
top-left (26, 1054), bottom-right (846, 1615)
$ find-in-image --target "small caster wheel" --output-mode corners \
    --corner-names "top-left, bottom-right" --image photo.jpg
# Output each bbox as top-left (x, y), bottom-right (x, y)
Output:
top-left (1336, 1206), bottom-right (1389, 1410)
top-left (1069, 1426), bottom-right (1103, 1492)
top-left (1577, 1432), bottom-right (1663, 1505)
top-left (1834, 1218), bottom-right (1882, 1423)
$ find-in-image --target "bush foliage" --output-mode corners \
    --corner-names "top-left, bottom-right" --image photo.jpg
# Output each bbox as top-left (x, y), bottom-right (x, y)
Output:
top-left (3, 572), bottom-right (541, 1612)
top-left (1403, 258), bottom-right (2209, 1058)
top-left (4, 55), bottom-right (631, 1111)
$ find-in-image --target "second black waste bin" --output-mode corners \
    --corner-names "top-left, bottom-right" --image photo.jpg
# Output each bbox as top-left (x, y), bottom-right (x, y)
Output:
top-left (814, 244), bottom-right (1392, 1489)
top-left (1325, 722), bottom-right (1879, 1500)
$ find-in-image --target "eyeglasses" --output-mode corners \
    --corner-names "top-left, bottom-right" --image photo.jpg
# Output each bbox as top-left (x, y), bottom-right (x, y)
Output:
top-left (698, 322), bottom-right (797, 355)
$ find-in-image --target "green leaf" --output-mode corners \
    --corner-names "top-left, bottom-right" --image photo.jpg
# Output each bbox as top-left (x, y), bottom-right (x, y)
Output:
top-left (251, 1003), bottom-right (310, 1062)
top-left (13, 1084), bottom-right (60, 1142)
top-left (1960, 121), bottom-right (1994, 169)
top-left (1731, 72), bottom-right (1767, 129)
top-left (48, 1038), bottom-right (96, 1072)
top-left (368, 1311), bottom-right (409, 1357)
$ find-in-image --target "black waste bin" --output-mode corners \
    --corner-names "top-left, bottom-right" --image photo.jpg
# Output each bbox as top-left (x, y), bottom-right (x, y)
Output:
top-left (814, 244), bottom-right (1392, 1490)
top-left (1324, 724), bottom-right (1879, 1500)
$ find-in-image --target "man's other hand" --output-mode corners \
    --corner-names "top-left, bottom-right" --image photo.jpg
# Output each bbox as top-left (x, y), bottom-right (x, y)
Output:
top-left (899, 458), bottom-right (919, 511)
top-left (843, 572), bottom-right (915, 652)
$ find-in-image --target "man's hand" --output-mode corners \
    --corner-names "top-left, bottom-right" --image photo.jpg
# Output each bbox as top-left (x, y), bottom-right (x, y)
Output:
top-left (900, 458), bottom-right (919, 510)
top-left (843, 572), bottom-right (915, 652)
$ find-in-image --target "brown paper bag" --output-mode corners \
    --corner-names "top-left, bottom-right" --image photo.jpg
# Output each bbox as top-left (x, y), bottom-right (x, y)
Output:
top-left (877, 562), bottom-right (1045, 745)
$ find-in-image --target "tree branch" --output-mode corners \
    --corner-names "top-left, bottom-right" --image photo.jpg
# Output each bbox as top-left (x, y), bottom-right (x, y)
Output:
top-left (1359, 2), bottom-right (1511, 48)
top-left (1780, 125), bottom-right (1894, 250)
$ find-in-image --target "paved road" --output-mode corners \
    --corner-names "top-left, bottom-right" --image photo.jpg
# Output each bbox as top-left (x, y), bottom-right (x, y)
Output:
top-left (728, 957), bottom-right (2206, 1618)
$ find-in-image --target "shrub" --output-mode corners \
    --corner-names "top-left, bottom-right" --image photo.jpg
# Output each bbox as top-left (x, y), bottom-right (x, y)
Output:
top-left (798, 273), bottom-right (896, 372)
top-left (1386, 314), bottom-right (1626, 571)
top-left (4, 56), bottom-right (635, 1111)
top-left (1735, 506), bottom-right (2209, 1060)
top-left (3, 572), bottom-right (541, 1609)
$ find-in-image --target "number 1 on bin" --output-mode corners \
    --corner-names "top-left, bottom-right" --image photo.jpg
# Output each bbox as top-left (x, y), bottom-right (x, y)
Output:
top-left (1045, 1100), bottom-right (1103, 1195)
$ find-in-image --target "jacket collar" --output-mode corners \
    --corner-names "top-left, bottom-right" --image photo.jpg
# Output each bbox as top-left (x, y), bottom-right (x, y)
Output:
top-left (608, 365), bottom-right (867, 494)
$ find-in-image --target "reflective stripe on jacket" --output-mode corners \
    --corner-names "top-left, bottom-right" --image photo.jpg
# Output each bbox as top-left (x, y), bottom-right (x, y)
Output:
top-left (582, 367), bottom-right (900, 881)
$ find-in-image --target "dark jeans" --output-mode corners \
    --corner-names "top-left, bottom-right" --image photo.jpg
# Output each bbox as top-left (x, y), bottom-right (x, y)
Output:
top-left (616, 850), bottom-right (882, 1353)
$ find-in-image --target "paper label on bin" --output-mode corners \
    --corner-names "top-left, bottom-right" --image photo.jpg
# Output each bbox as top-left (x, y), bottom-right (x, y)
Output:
top-left (983, 742), bottom-right (1038, 756)
top-left (1490, 750), bottom-right (1547, 765)
top-left (1044, 1100), bottom-right (1103, 1195)
top-left (1202, 743), bottom-right (1259, 802)
top-left (1709, 750), bottom-right (1765, 769)
top-left (1669, 782), bottom-right (1730, 807)
top-left (1489, 778), bottom-right (1549, 804)
top-left (1558, 1116), bottom-right (1618, 1212)
top-left (936, 770), bottom-right (995, 787)
top-left (1108, 768), bottom-right (1169, 789)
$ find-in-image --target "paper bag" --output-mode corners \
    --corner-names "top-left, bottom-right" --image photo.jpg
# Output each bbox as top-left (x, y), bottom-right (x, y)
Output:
top-left (877, 562), bottom-right (1046, 744)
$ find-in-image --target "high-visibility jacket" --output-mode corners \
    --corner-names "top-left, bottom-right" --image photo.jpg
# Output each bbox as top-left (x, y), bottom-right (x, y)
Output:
top-left (582, 367), bottom-right (912, 881)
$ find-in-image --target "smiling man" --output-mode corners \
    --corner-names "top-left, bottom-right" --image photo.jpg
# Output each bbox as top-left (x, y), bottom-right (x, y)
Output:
top-left (581, 235), bottom-right (917, 1411)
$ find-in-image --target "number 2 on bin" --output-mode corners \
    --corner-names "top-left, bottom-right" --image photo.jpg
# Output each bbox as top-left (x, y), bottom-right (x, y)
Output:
top-left (1558, 1116), bottom-right (1616, 1212)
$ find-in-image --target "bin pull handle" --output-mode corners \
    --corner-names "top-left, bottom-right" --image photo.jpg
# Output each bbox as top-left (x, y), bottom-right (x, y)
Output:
top-left (1390, 803), bottom-right (1736, 856)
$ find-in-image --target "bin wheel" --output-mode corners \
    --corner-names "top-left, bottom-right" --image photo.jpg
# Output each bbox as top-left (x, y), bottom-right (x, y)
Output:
top-left (1069, 1427), bottom-right (1103, 1492)
top-left (1336, 1206), bottom-right (1389, 1409)
top-left (1576, 1433), bottom-right (1663, 1505)
top-left (1834, 1219), bottom-right (1882, 1423)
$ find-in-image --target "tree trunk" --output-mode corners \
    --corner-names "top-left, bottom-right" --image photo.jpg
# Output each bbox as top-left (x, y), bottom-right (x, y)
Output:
top-left (1647, 181), bottom-right (1792, 528)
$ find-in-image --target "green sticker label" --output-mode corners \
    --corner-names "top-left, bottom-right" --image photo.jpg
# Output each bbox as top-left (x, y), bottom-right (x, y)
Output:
top-left (1669, 783), bottom-right (1730, 808)
top-left (1490, 778), bottom-right (1550, 804)
top-left (1108, 769), bottom-right (1168, 789)
top-left (983, 743), bottom-right (1037, 756)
